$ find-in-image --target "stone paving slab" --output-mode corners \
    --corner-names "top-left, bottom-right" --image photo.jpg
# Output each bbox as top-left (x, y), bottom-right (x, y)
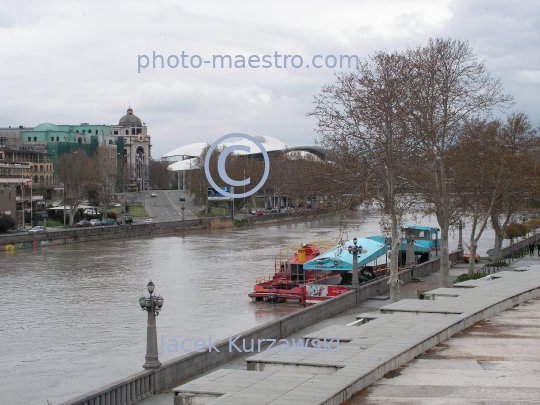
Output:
top-left (172, 265), bottom-right (540, 405)
top-left (347, 298), bottom-right (540, 404)
top-left (380, 269), bottom-right (540, 316)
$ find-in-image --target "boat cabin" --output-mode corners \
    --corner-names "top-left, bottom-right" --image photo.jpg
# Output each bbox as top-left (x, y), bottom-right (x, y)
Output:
top-left (399, 226), bottom-right (440, 265)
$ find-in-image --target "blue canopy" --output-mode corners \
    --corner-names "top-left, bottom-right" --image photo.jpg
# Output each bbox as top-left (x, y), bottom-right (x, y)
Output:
top-left (400, 226), bottom-right (440, 253)
top-left (303, 238), bottom-right (388, 272)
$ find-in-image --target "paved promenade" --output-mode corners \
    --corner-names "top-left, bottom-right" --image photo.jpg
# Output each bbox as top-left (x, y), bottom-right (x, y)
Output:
top-left (140, 257), bottom-right (540, 405)
top-left (345, 296), bottom-right (540, 404)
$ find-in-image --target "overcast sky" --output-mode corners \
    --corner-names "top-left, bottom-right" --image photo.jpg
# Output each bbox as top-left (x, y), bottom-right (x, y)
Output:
top-left (0, 0), bottom-right (538, 158)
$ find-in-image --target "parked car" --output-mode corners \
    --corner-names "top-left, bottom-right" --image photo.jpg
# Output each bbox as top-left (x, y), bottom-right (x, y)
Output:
top-left (101, 218), bottom-right (115, 226)
top-left (270, 207), bottom-right (279, 214)
top-left (111, 203), bottom-right (122, 208)
top-left (89, 219), bottom-right (102, 226)
top-left (52, 201), bottom-right (62, 207)
top-left (124, 216), bottom-right (133, 225)
top-left (151, 193), bottom-right (157, 197)
top-left (28, 226), bottom-right (44, 233)
top-left (143, 218), bottom-right (157, 224)
top-left (253, 209), bottom-right (264, 216)
top-left (179, 195), bottom-right (185, 201)
top-left (75, 220), bottom-right (91, 227)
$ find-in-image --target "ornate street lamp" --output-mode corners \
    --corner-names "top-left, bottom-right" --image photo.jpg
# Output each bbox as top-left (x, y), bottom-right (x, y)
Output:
top-left (139, 281), bottom-right (164, 369)
top-left (181, 204), bottom-right (185, 222)
top-left (402, 228), bottom-right (415, 270)
top-left (135, 154), bottom-right (146, 210)
top-left (348, 238), bottom-right (366, 289)
top-left (458, 220), bottom-right (464, 251)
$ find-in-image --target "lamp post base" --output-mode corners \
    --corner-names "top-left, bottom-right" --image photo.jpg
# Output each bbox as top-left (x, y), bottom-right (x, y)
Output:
top-left (143, 358), bottom-right (162, 369)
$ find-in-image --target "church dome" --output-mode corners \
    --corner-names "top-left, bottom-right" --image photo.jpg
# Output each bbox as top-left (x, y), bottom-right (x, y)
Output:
top-left (119, 108), bottom-right (142, 126)
top-left (33, 122), bottom-right (61, 132)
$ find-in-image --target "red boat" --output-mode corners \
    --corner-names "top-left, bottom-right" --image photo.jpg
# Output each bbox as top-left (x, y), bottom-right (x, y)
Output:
top-left (463, 253), bottom-right (481, 263)
top-left (248, 241), bottom-right (350, 304)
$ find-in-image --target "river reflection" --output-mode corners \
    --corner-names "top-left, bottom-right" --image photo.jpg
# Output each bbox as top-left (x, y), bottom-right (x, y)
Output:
top-left (0, 213), bottom-right (486, 404)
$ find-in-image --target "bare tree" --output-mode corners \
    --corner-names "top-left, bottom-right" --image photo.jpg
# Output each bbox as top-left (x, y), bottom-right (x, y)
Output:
top-left (452, 114), bottom-right (538, 274)
top-left (94, 146), bottom-right (117, 219)
top-left (260, 150), bottom-right (353, 215)
top-left (149, 158), bottom-right (174, 190)
top-left (188, 144), bottom-right (270, 213)
top-left (126, 192), bottom-right (139, 210)
top-left (451, 120), bottom-right (507, 276)
top-left (224, 153), bottom-right (265, 211)
top-left (489, 113), bottom-right (539, 262)
top-left (310, 51), bottom-right (412, 302)
top-left (404, 38), bottom-right (513, 287)
top-left (57, 152), bottom-right (95, 226)
top-left (187, 145), bottom-right (219, 210)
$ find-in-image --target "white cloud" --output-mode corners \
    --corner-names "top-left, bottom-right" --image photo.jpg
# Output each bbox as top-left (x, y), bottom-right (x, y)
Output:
top-left (0, 0), bottom-right (538, 157)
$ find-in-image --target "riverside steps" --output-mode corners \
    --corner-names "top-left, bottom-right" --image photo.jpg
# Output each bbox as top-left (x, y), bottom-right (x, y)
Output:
top-left (169, 259), bottom-right (540, 405)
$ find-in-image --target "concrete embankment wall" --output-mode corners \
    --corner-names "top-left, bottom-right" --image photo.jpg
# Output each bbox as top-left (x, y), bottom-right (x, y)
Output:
top-left (0, 212), bottom-right (329, 252)
top-left (58, 253), bottom-right (451, 405)
top-left (0, 219), bottom-right (208, 251)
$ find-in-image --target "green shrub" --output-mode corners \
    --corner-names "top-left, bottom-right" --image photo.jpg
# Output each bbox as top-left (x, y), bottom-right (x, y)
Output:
top-left (527, 218), bottom-right (540, 231)
top-left (0, 213), bottom-right (16, 233)
top-left (453, 272), bottom-right (489, 283)
top-left (504, 223), bottom-right (527, 240)
top-left (486, 261), bottom-right (509, 267)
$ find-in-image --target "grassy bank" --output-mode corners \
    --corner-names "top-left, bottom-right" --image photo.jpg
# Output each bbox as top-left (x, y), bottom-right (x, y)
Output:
top-left (109, 202), bottom-right (148, 218)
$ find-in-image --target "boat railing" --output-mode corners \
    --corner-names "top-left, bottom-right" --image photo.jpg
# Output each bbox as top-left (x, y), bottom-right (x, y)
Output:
top-left (274, 260), bottom-right (290, 275)
top-left (254, 274), bottom-right (277, 284)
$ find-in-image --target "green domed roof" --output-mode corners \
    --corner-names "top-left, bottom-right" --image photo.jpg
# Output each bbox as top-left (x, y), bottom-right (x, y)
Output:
top-left (33, 122), bottom-right (61, 132)
top-left (119, 108), bottom-right (142, 126)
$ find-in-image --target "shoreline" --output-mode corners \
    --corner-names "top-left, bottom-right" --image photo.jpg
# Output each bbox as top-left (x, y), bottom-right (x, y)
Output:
top-left (0, 212), bottom-right (334, 252)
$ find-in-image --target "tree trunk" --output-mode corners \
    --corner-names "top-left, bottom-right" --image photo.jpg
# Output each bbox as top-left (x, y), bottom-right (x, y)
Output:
top-left (493, 232), bottom-right (503, 263)
top-left (468, 243), bottom-right (478, 277)
top-left (491, 211), bottom-right (513, 263)
top-left (388, 214), bottom-right (401, 303)
top-left (468, 217), bottom-right (478, 277)
top-left (490, 212), bottom-right (503, 262)
top-left (439, 223), bottom-right (451, 287)
top-left (69, 207), bottom-right (76, 226)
